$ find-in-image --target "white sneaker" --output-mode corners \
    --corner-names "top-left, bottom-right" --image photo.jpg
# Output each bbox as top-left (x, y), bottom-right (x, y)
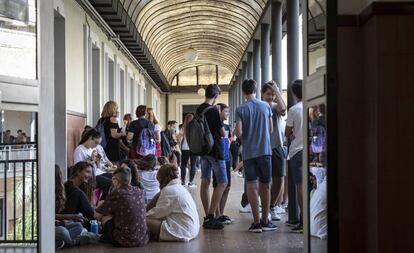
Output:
top-left (276, 205), bottom-right (286, 214)
top-left (237, 171), bottom-right (243, 177)
top-left (270, 208), bottom-right (281, 221)
top-left (239, 204), bottom-right (252, 213)
top-left (188, 182), bottom-right (197, 188)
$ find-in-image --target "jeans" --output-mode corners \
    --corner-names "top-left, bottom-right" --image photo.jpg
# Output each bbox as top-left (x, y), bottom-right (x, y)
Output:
top-left (55, 221), bottom-right (83, 247)
top-left (181, 150), bottom-right (197, 183)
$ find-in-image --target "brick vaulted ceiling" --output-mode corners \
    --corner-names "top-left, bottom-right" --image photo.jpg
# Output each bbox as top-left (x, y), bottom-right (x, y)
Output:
top-left (90, 0), bottom-right (269, 91)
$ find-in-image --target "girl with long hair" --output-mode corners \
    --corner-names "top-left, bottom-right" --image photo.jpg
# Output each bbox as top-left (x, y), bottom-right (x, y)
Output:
top-left (97, 101), bottom-right (126, 163)
top-left (146, 107), bottom-right (162, 157)
top-left (73, 128), bottom-right (112, 200)
top-left (177, 113), bottom-right (197, 187)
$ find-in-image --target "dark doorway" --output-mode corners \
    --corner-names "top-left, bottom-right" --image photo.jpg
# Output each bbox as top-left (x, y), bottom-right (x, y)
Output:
top-left (182, 104), bottom-right (199, 123)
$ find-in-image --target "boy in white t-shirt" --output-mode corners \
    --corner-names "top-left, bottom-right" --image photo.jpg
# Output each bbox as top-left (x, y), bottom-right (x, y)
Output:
top-left (285, 80), bottom-right (304, 233)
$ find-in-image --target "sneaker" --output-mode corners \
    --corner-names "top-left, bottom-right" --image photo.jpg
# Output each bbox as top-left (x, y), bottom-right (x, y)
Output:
top-left (188, 182), bottom-right (197, 188)
top-left (261, 220), bottom-right (278, 232)
top-left (237, 171), bottom-right (243, 177)
top-left (276, 205), bottom-right (286, 214)
top-left (282, 202), bottom-right (288, 209)
top-left (248, 223), bottom-right (262, 233)
top-left (203, 215), bottom-right (224, 230)
top-left (285, 220), bottom-right (300, 227)
top-left (239, 204), bottom-right (252, 213)
top-left (56, 240), bottom-right (65, 249)
top-left (79, 232), bottom-right (101, 245)
top-left (291, 223), bottom-right (303, 233)
top-left (270, 208), bottom-right (281, 221)
top-left (217, 215), bottom-right (233, 225)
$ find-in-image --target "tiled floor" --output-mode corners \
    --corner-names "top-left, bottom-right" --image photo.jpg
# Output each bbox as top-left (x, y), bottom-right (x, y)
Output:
top-left (62, 171), bottom-right (313, 253)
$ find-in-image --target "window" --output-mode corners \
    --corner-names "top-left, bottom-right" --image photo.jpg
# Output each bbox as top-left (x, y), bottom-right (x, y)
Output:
top-left (0, 0), bottom-right (37, 80)
top-left (218, 66), bottom-right (232, 85)
top-left (198, 65), bottom-right (216, 85)
top-left (178, 68), bottom-right (196, 86)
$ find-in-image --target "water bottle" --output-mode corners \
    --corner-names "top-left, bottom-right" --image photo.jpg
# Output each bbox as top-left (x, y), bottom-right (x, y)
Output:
top-left (90, 220), bottom-right (99, 234)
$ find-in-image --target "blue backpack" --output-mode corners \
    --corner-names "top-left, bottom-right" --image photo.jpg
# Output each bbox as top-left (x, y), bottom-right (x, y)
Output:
top-left (95, 119), bottom-right (107, 148)
top-left (136, 125), bottom-right (156, 156)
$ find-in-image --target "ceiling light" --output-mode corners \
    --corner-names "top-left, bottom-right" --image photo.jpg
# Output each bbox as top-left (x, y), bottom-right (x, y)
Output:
top-left (197, 87), bottom-right (205, 96)
top-left (184, 47), bottom-right (198, 63)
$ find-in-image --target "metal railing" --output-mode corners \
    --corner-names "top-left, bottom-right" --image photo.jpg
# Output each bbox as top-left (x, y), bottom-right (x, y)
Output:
top-left (0, 143), bottom-right (38, 244)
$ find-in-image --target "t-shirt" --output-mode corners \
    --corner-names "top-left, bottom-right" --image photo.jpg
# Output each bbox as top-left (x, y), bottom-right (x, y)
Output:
top-left (196, 103), bottom-right (224, 160)
top-left (138, 170), bottom-right (160, 200)
top-left (96, 185), bottom-right (149, 247)
top-left (286, 101), bottom-right (303, 159)
top-left (221, 124), bottom-right (231, 161)
top-left (270, 103), bottom-right (286, 150)
top-left (73, 144), bottom-right (105, 175)
top-left (62, 181), bottom-right (95, 221)
top-left (128, 118), bottom-right (155, 148)
top-left (235, 98), bottom-right (272, 160)
top-left (180, 129), bottom-right (190, 151)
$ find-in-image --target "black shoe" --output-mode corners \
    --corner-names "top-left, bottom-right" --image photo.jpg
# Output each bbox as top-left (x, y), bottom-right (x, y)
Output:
top-left (241, 193), bottom-right (249, 207)
top-left (203, 215), bottom-right (224, 230)
top-left (217, 215), bottom-right (233, 225)
top-left (260, 220), bottom-right (278, 232)
top-left (291, 223), bottom-right (303, 233)
top-left (248, 223), bottom-right (262, 233)
top-left (285, 220), bottom-right (300, 227)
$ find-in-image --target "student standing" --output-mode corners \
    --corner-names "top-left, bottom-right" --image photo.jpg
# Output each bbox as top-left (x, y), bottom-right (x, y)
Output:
top-left (212, 103), bottom-right (233, 224)
top-left (285, 80), bottom-right (304, 233)
top-left (261, 81), bottom-right (287, 221)
top-left (196, 84), bottom-right (227, 230)
top-left (234, 79), bottom-right (277, 233)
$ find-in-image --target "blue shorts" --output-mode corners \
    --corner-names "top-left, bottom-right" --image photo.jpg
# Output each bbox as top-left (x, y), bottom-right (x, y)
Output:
top-left (201, 156), bottom-right (228, 184)
top-left (244, 155), bottom-right (272, 184)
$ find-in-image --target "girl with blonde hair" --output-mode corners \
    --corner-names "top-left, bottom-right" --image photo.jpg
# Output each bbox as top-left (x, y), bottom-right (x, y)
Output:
top-left (97, 101), bottom-right (126, 163)
top-left (146, 107), bottom-right (162, 157)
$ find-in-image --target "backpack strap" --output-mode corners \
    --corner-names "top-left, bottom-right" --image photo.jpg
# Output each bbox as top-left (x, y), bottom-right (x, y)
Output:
top-left (200, 105), bottom-right (214, 116)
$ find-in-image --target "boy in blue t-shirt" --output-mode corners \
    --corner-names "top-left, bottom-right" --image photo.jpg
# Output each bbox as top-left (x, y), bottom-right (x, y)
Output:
top-left (212, 103), bottom-right (233, 225)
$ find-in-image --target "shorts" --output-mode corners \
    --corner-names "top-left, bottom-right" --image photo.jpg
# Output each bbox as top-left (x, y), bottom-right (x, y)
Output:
top-left (201, 156), bottom-right (228, 184)
top-left (244, 155), bottom-right (272, 184)
top-left (272, 147), bottom-right (286, 177)
top-left (213, 160), bottom-right (231, 188)
top-left (288, 150), bottom-right (303, 185)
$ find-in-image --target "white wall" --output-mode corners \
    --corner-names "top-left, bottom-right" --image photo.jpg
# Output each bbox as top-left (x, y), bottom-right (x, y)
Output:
top-left (64, 1), bottom-right (162, 122)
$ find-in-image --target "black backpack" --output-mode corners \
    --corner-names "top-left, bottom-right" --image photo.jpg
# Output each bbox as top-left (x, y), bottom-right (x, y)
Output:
top-left (186, 106), bottom-right (214, 155)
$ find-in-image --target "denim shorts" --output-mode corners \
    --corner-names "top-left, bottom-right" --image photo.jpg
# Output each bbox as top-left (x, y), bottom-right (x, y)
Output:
top-left (288, 150), bottom-right (303, 185)
top-left (201, 156), bottom-right (228, 184)
top-left (244, 155), bottom-right (272, 184)
top-left (213, 160), bottom-right (231, 188)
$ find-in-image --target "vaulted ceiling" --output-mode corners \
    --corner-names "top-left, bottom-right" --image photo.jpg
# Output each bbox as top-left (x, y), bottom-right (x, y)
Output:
top-left (119, 0), bottom-right (268, 84)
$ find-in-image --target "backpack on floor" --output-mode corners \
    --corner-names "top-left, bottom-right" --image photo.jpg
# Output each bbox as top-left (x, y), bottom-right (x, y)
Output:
top-left (186, 106), bottom-right (214, 155)
top-left (136, 124), bottom-right (156, 156)
top-left (95, 119), bottom-right (107, 148)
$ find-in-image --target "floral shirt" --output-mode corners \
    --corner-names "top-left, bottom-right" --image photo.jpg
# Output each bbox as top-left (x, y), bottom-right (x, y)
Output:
top-left (97, 185), bottom-right (148, 247)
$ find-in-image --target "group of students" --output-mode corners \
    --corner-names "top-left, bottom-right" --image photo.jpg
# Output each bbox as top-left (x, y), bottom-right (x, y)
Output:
top-left (189, 81), bottom-right (303, 233)
top-left (55, 78), bottom-right (307, 249)
top-left (55, 101), bottom-right (201, 249)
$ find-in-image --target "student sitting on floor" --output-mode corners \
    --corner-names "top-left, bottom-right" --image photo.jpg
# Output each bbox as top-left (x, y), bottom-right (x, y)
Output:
top-left (146, 164), bottom-right (200, 242)
top-left (95, 167), bottom-right (149, 247)
top-left (55, 165), bottom-right (99, 249)
top-left (136, 154), bottom-right (159, 203)
top-left (120, 159), bottom-right (142, 188)
top-left (61, 162), bottom-right (96, 227)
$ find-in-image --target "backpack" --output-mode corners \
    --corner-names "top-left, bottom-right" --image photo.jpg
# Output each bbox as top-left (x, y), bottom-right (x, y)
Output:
top-left (186, 106), bottom-right (214, 155)
top-left (311, 124), bottom-right (326, 154)
top-left (136, 121), bottom-right (156, 156)
top-left (160, 131), bottom-right (172, 157)
top-left (95, 119), bottom-right (107, 148)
